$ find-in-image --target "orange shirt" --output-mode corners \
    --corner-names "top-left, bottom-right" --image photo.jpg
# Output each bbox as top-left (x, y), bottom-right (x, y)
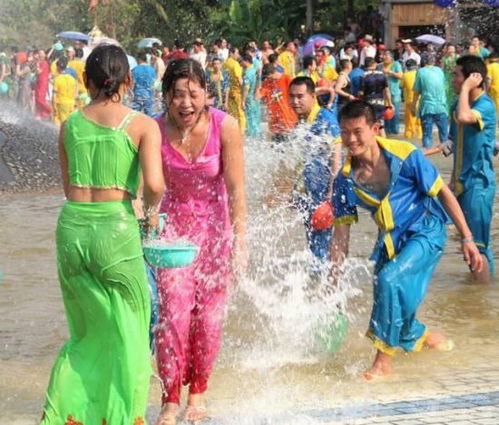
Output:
top-left (261, 74), bottom-right (297, 134)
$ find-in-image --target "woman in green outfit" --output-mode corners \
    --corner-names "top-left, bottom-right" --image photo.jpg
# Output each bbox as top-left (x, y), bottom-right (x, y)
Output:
top-left (40, 45), bottom-right (165, 425)
top-left (441, 43), bottom-right (459, 113)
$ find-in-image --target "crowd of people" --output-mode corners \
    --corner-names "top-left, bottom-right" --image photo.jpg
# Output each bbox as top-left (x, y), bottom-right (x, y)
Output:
top-left (4, 25), bottom-right (497, 425)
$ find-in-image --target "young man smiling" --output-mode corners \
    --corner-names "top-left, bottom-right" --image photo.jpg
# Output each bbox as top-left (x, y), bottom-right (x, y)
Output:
top-left (330, 100), bottom-right (483, 379)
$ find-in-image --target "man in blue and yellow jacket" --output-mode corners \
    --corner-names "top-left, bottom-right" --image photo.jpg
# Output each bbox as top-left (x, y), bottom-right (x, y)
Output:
top-left (331, 100), bottom-right (483, 380)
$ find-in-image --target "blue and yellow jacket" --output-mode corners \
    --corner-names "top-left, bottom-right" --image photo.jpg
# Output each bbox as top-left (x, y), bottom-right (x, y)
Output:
top-left (332, 137), bottom-right (448, 263)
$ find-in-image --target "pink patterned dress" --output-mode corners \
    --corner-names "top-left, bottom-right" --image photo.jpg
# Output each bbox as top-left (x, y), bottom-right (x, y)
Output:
top-left (154, 107), bottom-right (233, 404)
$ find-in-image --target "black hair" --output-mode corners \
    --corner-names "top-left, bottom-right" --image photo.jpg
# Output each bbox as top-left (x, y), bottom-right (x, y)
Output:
top-left (303, 55), bottom-right (316, 69)
top-left (162, 58), bottom-right (206, 99)
top-left (456, 55), bottom-right (487, 89)
top-left (229, 46), bottom-right (239, 54)
top-left (174, 39), bottom-right (184, 49)
top-left (85, 44), bottom-right (129, 101)
top-left (289, 76), bottom-right (316, 94)
top-left (339, 100), bottom-right (376, 125)
top-left (339, 59), bottom-right (351, 70)
top-left (268, 53), bottom-right (278, 64)
top-left (137, 52), bottom-right (148, 63)
top-left (241, 53), bottom-right (253, 64)
top-left (75, 48), bottom-right (84, 59)
top-left (57, 56), bottom-right (68, 71)
top-left (364, 57), bottom-right (376, 68)
top-left (405, 58), bottom-right (417, 69)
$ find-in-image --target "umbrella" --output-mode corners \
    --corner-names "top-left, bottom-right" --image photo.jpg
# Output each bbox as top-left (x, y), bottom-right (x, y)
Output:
top-left (56, 31), bottom-right (90, 42)
top-left (415, 34), bottom-right (446, 46)
top-left (308, 33), bottom-right (334, 42)
top-left (90, 37), bottom-right (120, 48)
top-left (137, 37), bottom-right (162, 48)
top-left (303, 37), bottom-right (332, 57)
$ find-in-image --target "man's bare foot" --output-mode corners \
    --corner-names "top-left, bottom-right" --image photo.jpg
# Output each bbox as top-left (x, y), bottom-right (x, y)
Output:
top-left (424, 331), bottom-right (454, 351)
top-left (363, 350), bottom-right (393, 381)
top-left (184, 393), bottom-right (208, 422)
top-left (156, 402), bottom-right (178, 425)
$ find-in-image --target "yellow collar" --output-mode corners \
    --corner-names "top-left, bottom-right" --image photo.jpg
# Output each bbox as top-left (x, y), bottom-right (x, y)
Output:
top-left (306, 102), bottom-right (321, 124)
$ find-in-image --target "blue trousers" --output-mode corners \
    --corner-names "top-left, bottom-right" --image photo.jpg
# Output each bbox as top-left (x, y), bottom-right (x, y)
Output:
top-left (384, 99), bottom-right (401, 135)
top-left (421, 113), bottom-right (448, 148)
top-left (369, 215), bottom-right (446, 354)
top-left (295, 157), bottom-right (332, 262)
top-left (132, 96), bottom-right (153, 117)
top-left (458, 181), bottom-right (496, 274)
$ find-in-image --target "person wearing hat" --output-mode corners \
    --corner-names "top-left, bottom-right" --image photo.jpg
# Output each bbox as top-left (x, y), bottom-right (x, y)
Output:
top-left (190, 38), bottom-right (207, 70)
top-left (402, 40), bottom-right (421, 70)
top-left (359, 34), bottom-right (376, 67)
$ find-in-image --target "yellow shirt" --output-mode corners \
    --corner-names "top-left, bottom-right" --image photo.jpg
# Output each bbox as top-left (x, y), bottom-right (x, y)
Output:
top-left (297, 69), bottom-right (319, 83)
top-left (401, 70), bottom-right (417, 104)
top-left (223, 57), bottom-right (243, 97)
top-left (50, 59), bottom-right (59, 78)
top-left (53, 73), bottom-right (77, 105)
top-left (278, 51), bottom-right (296, 77)
top-left (321, 65), bottom-right (338, 83)
top-left (487, 62), bottom-right (499, 93)
top-left (68, 59), bottom-right (87, 94)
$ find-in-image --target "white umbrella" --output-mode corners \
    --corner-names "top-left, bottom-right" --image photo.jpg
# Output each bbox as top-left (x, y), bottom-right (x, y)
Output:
top-left (137, 37), bottom-right (162, 48)
top-left (416, 34), bottom-right (446, 46)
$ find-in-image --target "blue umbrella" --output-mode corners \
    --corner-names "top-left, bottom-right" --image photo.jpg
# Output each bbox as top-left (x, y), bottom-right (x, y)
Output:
top-left (56, 31), bottom-right (90, 42)
top-left (303, 37), bottom-right (332, 57)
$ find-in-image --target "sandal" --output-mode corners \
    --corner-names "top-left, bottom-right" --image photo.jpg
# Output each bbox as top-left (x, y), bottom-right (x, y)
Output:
top-left (183, 404), bottom-right (209, 422)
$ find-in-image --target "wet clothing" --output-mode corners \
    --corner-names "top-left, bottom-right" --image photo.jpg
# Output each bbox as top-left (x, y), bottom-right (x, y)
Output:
top-left (132, 64), bottom-right (156, 116)
top-left (278, 51), bottom-right (296, 77)
top-left (442, 55), bottom-right (459, 114)
top-left (243, 65), bottom-right (262, 138)
top-left (360, 69), bottom-right (387, 121)
top-left (295, 103), bottom-right (340, 261)
top-left (64, 110), bottom-right (141, 198)
top-left (401, 70), bottom-right (422, 139)
top-left (333, 138), bottom-right (448, 354)
top-left (414, 65), bottom-right (448, 148)
top-left (53, 72), bottom-right (77, 125)
top-left (349, 67), bottom-right (365, 97)
top-left (449, 92), bottom-right (496, 273)
top-left (41, 109), bottom-right (151, 424)
top-left (224, 57), bottom-right (246, 131)
top-left (487, 61), bottom-right (499, 118)
top-left (261, 74), bottom-right (297, 137)
top-left (68, 59), bottom-right (88, 108)
top-left (382, 62), bottom-right (402, 135)
top-left (155, 107), bottom-right (233, 405)
top-left (206, 70), bottom-right (229, 110)
top-left (34, 59), bottom-right (51, 119)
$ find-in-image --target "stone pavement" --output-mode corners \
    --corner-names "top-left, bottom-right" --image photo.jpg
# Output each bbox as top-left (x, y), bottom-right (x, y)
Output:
top-left (147, 366), bottom-right (499, 425)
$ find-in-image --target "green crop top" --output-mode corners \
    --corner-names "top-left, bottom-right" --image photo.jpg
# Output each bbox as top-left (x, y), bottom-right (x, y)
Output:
top-left (64, 110), bottom-right (141, 198)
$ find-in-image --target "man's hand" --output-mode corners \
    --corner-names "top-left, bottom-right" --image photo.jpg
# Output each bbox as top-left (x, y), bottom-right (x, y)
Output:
top-left (462, 240), bottom-right (483, 273)
top-left (462, 72), bottom-right (483, 92)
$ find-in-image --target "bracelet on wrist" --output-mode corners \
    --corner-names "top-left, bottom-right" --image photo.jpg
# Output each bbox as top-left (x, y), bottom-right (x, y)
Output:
top-left (461, 237), bottom-right (474, 244)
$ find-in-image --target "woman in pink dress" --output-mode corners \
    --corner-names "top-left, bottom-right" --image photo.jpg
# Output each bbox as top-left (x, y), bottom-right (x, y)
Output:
top-left (154, 58), bottom-right (247, 425)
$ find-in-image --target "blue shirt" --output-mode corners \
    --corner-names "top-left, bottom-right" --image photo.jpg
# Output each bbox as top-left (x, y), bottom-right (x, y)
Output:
top-left (349, 67), bottom-right (365, 97)
top-left (297, 104), bottom-right (340, 200)
top-left (332, 138), bottom-right (448, 263)
top-left (361, 70), bottom-right (387, 105)
top-left (449, 92), bottom-right (497, 196)
top-left (385, 61), bottom-right (403, 101)
top-left (132, 64), bottom-right (156, 98)
top-left (413, 66), bottom-right (447, 117)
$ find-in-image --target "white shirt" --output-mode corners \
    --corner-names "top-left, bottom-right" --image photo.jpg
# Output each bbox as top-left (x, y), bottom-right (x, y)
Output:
top-left (359, 45), bottom-right (377, 66)
top-left (190, 50), bottom-right (207, 69)
top-left (402, 51), bottom-right (421, 67)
